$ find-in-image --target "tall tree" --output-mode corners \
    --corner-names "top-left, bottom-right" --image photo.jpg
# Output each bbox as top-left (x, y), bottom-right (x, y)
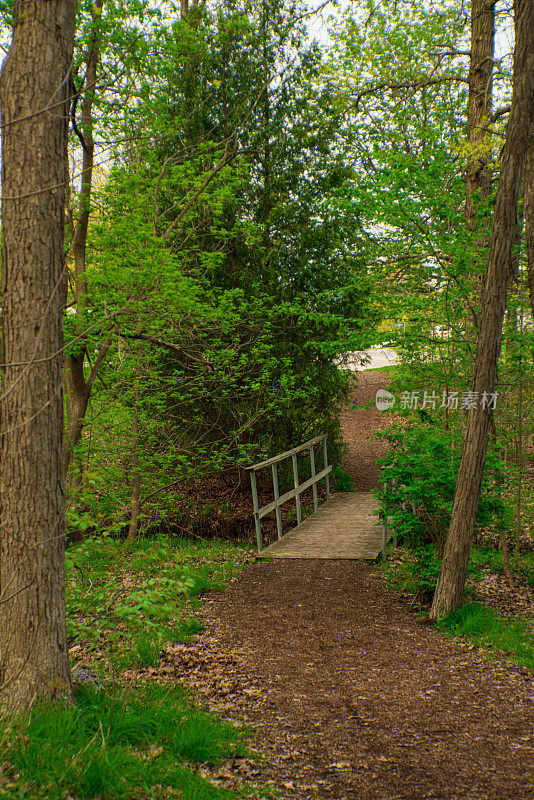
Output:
top-left (465, 0), bottom-right (495, 218)
top-left (429, 0), bottom-right (534, 620)
top-left (65, 0), bottom-right (111, 473)
top-left (325, 1), bottom-right (478, 388)
top-left (0, 0), bottom-right (78, 709)
top-left (524, 150), bottom-right (534, 319)
top-left (74, 0), bottom-right (373, 522)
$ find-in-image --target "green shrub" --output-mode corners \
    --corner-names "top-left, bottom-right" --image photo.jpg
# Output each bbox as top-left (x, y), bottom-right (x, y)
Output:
top-left (65, 536), bottom-right (252, 672)
top-left (376, 422), bottom-right (503, 555)
top-left (383, 546), bottom-right (442, 606)
top-left (334, 466), bottom-right (354, 492)
top-left (512, 551), bottom-right (534, 587)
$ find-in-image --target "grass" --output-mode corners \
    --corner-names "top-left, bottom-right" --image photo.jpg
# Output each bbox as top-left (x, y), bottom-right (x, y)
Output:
top-left (0, 536), bottom-right (263, 799)
top-left (437, 602), bottom-right (534, 671)
top-left (65, 535), bottom-right (254, 675)
top-left (0, 684), bottom-right (249, 800)
top-left (383, 543), bottom-right (534, 598)
top-left (364, 363), bottom-right (399, 373)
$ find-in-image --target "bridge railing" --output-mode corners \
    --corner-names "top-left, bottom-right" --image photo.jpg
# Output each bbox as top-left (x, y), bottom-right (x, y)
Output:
top-left (246, 434), bottom-right (332, 553)
top-left (379, 476), bottom-right (398, 559)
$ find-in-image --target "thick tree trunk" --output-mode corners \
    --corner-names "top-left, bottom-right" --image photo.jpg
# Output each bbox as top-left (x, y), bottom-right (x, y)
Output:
top-left (429, 0), bottom-right (534, 620)
top-left (0, 0), bottom-right (78, 709)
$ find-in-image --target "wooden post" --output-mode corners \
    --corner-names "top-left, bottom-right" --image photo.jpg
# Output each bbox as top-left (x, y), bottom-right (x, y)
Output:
top-left (271, 462), bottom-right (283, 539)
top-left (323, 437), bottom-right (330, 499)
top-left (249, 469), bottom-right (263, 552)
top-left (310, 444), bottom-right (318, 511)
top-left (292, 453), bottom-right (302, 524)
top-left (247, 434), bottom-right (331, 550)
top-left (382, 513), bottom-right (387, 560)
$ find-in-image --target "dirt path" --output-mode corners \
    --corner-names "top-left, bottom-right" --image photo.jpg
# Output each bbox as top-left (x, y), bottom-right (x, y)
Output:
top-left (161, 371), bottom-right (534, 799)
top-left (340, 370), bottom-right (394, 490)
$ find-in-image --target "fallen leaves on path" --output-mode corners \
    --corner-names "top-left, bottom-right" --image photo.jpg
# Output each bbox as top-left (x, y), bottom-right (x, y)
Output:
top-left (141, 559), bottom-right (534, 800)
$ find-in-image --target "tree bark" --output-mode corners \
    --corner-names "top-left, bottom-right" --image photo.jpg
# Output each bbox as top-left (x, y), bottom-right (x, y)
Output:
top-left (465, 0), bottom-right (495, 216)
top-left (0, 0), bottom-right (78, 709)
top-left (65, 0), bottom-right (105, 472)
top-left (524, 149), bottom-right (534, 318)
top-left (128, 338), bottom-right (141, 540)
top-left (429, 0), bottom-right (534, 620)
top-left (491, 418), bottom-right (514, 587)
top-left (464, 0), bottom-right (495, 342)
top-left (65, 336), bottom-right (111, 472)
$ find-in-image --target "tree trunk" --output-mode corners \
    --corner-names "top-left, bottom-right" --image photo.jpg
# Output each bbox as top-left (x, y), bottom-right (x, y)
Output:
top-left (0, 0), bottom-right (78, 709)
top-left (464, 0), bottom-right (495, 342)
top-left (524, 149), bottom-right (534, 318)
top-left (128, 340), bottom-right (141, 540)
top-left (65, 336), bottom-right (111, 472)
top-left (491, 418), bottom-right (514, 587)
top-left (65, 0), bottom-right (105, 473)
top-left (465, 0), bottom-right (495, 216)
top-left (261, 0), bottom-right (272, 271)
top-left (128, 424), bottom-right (141, 540)
top-left (429, 0), bottom-right (534, 620)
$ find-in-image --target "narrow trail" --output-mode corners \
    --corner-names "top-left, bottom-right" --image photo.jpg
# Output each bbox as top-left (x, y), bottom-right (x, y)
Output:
top-left (161, 371), bottom-right (534, 799)
top-left (340, 369), bottom-right (394, 490)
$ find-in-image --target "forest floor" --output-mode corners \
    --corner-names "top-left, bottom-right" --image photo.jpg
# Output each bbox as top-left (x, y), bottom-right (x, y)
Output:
top-left (149, 370), bottom-right (534, 800)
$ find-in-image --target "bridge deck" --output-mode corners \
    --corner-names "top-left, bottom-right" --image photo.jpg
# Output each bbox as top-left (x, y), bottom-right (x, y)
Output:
top-left (261, 492), bottom-right (386, 559)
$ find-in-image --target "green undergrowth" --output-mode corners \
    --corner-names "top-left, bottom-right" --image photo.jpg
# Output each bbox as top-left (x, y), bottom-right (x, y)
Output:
top-left (469, 546), bottom-right (534, 587)
top-left (66, 535), bottom-right (254, 675)
top-left (437, 603), bottom-right (534, 671)
top-left (382, 544), bottom-right (534, 603)
top-left (0, 684), bottom-right (253, 800)
top-left (382, 545), bottom-right (534, 670)
top-left (0, 537), bottom-right (265, 799)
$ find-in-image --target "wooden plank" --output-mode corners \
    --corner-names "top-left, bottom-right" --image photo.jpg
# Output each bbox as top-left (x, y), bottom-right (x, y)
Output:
top-left (292, 453), bottom-right (302, 524)
top-left (323, 437), bottom-right (330, 499)
top-left (247, 433), bottom-right (333, 553)
top-left (261, 492), bottom-right (390, 560)
top-left (310, 444), bottom-right (318, 511)
top-left (271, 462), bottom-right (283, 540)
top-left (257, 465), bottom-right (333, 519)
top-left (249, 469), bottom-right (263, 552)
top-left (246, 434), bottom-right (326, 471)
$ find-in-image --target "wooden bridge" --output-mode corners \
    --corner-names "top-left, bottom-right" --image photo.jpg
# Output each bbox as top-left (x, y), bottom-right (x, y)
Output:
top-left (247, 436), bottom-right (391, 560)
